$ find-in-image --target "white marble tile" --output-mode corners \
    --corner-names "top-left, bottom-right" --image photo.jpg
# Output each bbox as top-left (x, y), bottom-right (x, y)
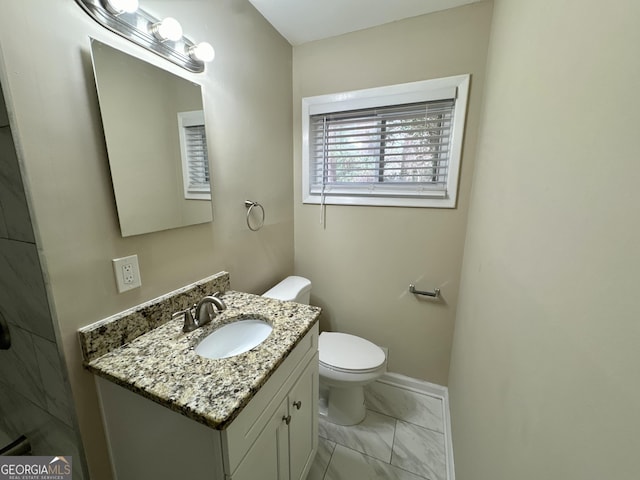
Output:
top-left (306, 435), bottom-right (336, 480)
top-left (325, 445), bottom-right (427, 480)
top-left (0, 325), bottom-right (46, 410)
top-left (392, 420), bottom-right (447, 480)
top-left (33, 335), bottom-right (74, 426)
top-left (0, 238), bottom-right (55, 340)
top-left (365, 381), bottom-right (444, 433)
top-left (0, 387), bottom-right (87, 480)
top-left (318, 410), bottom-right (395, 463)
top-left (0, 127), bottom-right (35, 243)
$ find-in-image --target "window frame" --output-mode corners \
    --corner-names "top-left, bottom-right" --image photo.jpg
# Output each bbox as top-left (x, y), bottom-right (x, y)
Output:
top-left (301, 75), bottom-right (470, 208)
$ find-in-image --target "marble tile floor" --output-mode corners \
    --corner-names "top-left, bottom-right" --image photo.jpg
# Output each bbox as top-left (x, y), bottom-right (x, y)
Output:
top-left (307, 380), bottom-right (450, 480)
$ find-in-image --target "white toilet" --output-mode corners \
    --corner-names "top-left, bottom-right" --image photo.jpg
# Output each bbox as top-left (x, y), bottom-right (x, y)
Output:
top-left (263, 276), bottom-right (387, 426)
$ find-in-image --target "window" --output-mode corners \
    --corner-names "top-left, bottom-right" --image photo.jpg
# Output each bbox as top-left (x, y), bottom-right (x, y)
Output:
top-left (302, 75), bottom-right (469, 208)
top-left (178, 110), bottom-right (211, 200)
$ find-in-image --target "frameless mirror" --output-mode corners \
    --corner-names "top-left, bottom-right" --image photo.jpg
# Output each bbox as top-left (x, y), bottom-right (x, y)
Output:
top-left (90, 38), bottom-right (212, 237)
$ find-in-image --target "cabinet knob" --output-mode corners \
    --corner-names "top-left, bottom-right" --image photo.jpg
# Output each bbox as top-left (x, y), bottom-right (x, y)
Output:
top-left (282, 415), bottom-right (292, 425)
top-left (292, 400), bottom-right (302, 410)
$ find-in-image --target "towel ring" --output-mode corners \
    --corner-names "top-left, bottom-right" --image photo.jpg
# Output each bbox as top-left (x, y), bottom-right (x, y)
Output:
top-left (244, 200), bottom-right (265, 231)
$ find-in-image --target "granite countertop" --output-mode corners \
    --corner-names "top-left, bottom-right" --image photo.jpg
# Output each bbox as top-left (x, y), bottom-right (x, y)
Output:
top-left (84, 290), bottom-right (321, 430)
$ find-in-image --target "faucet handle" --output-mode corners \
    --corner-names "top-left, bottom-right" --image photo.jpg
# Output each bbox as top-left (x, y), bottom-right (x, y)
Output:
top-left (173, 308), bottom-right (198, 333)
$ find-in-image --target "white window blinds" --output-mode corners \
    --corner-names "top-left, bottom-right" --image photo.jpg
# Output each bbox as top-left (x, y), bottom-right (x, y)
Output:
top-left (178, 110), bottom-right (211, 200)
top-left (184, 124), bottom-right (210, 193)
top-left (309, 99), bottom-right (455, 200)
top-left (303, 75), bottom-right (469, 208)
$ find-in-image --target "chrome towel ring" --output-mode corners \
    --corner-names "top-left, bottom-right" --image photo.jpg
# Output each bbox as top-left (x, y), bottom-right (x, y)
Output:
top-left (244, 200), bottom-right (265, 231)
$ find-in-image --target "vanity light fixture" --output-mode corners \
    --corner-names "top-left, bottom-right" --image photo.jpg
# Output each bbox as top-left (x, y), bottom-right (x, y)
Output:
top-left (103, 0), bottom-right (139, 15)
top-left (75, 0), bottom-right (214, 73)
top-left (187, 42), bottom-right (215, 63)
top-left (150, 17), bottom-right (183, 42)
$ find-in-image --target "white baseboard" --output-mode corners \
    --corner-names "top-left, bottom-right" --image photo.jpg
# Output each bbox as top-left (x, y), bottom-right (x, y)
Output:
top-left (377, 372), bottom-right (447, 398)
top-left (374, 372), bottom-right (456, 480)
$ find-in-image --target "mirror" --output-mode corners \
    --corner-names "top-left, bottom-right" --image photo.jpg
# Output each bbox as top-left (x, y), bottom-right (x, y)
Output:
top-left (90, 38), bottom-right (213, 237)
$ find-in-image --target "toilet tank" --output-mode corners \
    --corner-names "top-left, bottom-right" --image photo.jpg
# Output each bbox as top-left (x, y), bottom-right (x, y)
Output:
top-left (262, 276), bottom-right (311, 304)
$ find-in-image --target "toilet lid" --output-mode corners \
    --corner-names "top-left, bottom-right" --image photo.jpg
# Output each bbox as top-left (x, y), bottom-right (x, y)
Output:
top-left (319, 332), bottom-right (386, 372)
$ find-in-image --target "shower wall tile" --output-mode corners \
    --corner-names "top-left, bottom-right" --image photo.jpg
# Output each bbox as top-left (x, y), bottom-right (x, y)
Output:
top-left (0, 238), bottom-right (55, 340)
top-left (33, 335), bottom-right (74, 427)
top-left (0, 202), bottom-right (7, 238)
top-left (0, 387), bottom-right (86, 480)
top-left (0, 325), bottom-right (46, 410)
top-left (0, 88), bottom-right (7, 127)
top-left (0, 127), bottom-right (35, 243)
top-left (0, 84), bottom-right (85, 478)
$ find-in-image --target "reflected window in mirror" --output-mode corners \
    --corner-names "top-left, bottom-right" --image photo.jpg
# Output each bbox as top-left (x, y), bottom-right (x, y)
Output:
top-left (178, 110), bottom-right (211, 200)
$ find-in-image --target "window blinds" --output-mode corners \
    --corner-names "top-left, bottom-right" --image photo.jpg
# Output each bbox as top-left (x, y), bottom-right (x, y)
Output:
top-left (184, 124), bottom-right (210, 194)
top-left (309, 99), bottom-right (455, 198)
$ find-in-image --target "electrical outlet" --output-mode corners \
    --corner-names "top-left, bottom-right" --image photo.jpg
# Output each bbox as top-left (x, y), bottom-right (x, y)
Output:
top-left (122, 263), bottom-right (134, 284)
top-left (112, 254), bottom-right (142, 293)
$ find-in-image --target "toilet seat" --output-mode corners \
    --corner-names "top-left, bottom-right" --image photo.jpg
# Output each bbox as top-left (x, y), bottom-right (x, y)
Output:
top-left (319, 332), bottom-right (386, 373)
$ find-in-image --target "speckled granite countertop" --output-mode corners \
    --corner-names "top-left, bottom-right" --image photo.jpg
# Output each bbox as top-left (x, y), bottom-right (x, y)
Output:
top-left (82, 286), bottom-right (320, 430)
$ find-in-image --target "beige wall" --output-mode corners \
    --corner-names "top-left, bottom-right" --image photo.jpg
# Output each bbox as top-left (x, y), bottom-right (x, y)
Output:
top-left (0, 1), bottom-right (292, 478)
top-left (293, 2), bottom-right (493, 385)
top-left (448, 0), bottom-right (640, 478)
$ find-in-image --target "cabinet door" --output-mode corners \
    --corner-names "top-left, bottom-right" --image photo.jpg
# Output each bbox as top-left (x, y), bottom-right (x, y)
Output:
top-left (230, 397), bottom-right (289, 480)
top-left (288, 354), bottom-right (319, 480)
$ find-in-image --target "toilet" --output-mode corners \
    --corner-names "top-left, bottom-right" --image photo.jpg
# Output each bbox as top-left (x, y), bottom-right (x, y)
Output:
top-left (263, 276), bottom-right (386, 426)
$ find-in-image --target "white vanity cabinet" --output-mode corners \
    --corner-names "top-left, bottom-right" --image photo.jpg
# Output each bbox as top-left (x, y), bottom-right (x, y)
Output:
top-left (96, 324), bottom-right (319, 480)
top-left (230, 356), bottom-right (318, 480)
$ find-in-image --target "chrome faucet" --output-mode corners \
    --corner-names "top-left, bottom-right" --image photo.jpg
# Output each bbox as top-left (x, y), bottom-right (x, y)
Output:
top-left (172, 293), bottom-right (227, 333)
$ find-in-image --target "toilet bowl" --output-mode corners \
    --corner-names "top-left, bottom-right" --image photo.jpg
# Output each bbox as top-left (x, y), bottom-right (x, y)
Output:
top-left (319, 331), bottom-right (386, 425)
top-left (263, 276), bottom-right (387, 426)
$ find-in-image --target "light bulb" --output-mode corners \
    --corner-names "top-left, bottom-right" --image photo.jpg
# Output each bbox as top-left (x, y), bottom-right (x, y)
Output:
top-left (188, 42), bottom-right (215, 62)
top-left (103, 0), bottom-right (139, 15)
top-left (151, 17), bottom-right (183, 42)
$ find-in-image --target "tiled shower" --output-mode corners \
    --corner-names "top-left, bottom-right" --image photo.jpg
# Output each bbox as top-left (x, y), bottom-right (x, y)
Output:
top-left (0, 82), bottom-right (87, 478)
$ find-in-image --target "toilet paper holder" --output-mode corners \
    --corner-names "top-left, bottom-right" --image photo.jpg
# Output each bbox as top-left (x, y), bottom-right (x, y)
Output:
top-left (409, 284), bottom-right (441, 298)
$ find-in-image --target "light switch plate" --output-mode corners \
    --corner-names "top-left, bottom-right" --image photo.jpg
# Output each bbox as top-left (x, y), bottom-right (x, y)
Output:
top-left (112, 254), bottom-right (142, 293)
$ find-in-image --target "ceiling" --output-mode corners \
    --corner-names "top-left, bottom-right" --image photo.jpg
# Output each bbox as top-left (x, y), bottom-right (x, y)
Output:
top-left (247, 0), bottom-right (484, 45)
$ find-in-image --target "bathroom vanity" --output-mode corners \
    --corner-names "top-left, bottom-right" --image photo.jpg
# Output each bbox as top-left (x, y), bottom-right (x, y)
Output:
top-left (79, 272), bottom-right (321, 480)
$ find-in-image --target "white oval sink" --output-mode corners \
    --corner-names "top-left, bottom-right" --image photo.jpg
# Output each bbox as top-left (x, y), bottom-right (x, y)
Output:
top-left (195, 319), bottom-right (272, 359)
